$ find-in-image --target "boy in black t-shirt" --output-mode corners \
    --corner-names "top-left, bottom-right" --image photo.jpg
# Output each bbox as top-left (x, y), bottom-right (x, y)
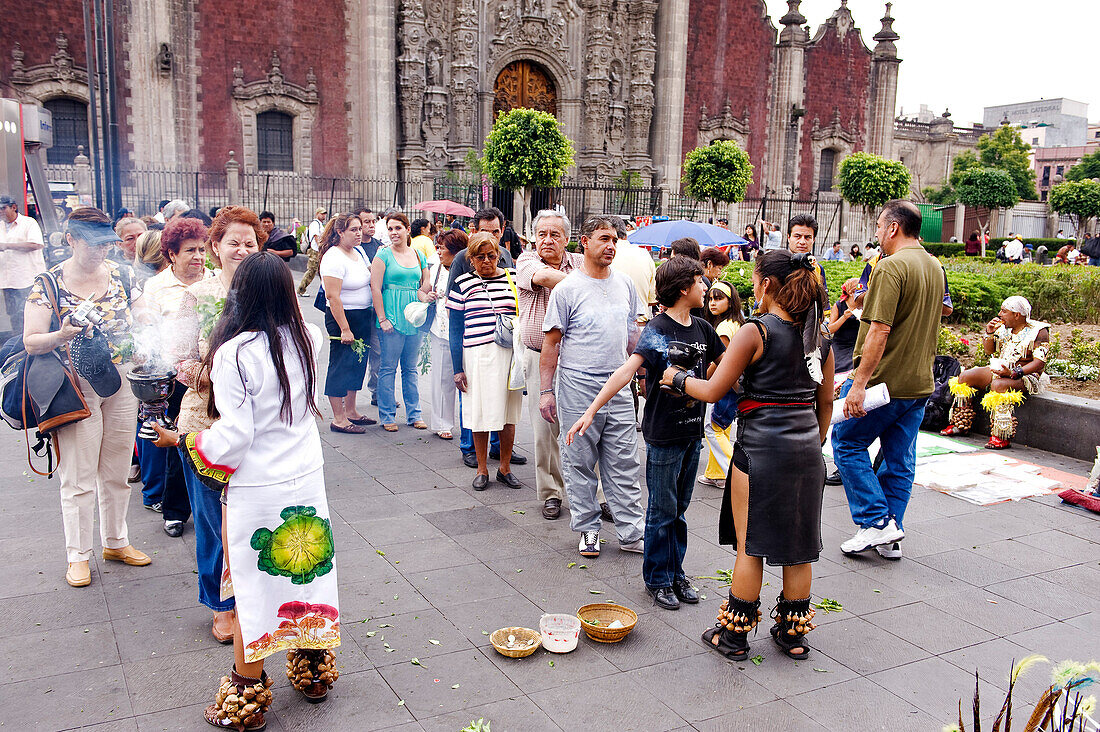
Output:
top-left (565, 257), bottom-right (724, 610)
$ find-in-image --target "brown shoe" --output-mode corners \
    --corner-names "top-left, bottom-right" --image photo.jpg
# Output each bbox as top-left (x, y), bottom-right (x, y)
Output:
top-left (66, 561), bottom-right (91, 587)
top-left (212, 610), bottom-right (235, 644)
top-left (102, 545), bottom-right (152, 566)
top-left (542, 498), bottom-right (562, 520)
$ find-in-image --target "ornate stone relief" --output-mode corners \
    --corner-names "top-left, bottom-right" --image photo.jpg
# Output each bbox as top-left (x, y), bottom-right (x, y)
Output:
top-left (8, 33), bottom-right (90, 103)
top-left (231, 51), bottom-right (318, 175)
top-left (697, 99), bottom-right (751, 150)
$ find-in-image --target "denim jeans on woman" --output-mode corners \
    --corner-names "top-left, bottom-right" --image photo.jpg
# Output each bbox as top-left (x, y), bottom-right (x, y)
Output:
top-left (831, 379), bottom-right (928, 531)
top-left (178, 449), bottom-right (234, 612)
top-left (642, 439), bottom-right (700, 590)
top-left (378, 329), bottom-right (423, 425)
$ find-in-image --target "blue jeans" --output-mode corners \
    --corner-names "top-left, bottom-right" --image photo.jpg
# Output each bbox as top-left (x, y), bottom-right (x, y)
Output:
top-left (1090, 257), bottom-right (1100, 267)
top-left (179, 448), bottom-right (234, 611)
top-left (831, 380), bottom-right (927, 530)
top-left (458, 391), bottom-right (500, 456)
top-left (642, 440), bottom-right (699, 590)
top-left (378, 329), bottom-right (422, 425)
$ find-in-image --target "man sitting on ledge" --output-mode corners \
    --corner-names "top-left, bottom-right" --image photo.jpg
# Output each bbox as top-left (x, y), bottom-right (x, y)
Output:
top-left (941, 296), bottom-right (1050, 450)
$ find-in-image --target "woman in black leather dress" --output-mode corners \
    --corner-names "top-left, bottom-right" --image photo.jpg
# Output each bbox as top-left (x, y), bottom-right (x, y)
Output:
top-left (662, 250), bottom-right (834, 661)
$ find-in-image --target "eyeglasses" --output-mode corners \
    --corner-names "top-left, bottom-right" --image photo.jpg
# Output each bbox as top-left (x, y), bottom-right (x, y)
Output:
top-left (472, 253), bottom-right (499, 262)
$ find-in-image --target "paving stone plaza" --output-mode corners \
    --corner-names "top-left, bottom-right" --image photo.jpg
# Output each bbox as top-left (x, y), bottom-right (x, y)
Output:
top-left (2, 295), bottom-right (1097, 732)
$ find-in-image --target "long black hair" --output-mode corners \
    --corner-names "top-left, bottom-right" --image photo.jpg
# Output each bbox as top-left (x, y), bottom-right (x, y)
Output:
top-left (203, 251), bottom-right (321, 422)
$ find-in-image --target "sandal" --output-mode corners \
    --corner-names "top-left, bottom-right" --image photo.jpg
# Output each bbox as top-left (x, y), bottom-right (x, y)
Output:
top-left (436, 430), bottom-right (453, 440)
top-left (701, 593), bottom-right (760, 661)
top-left (286, 649), bottom-right (339, 704)
top-left (769, 594), bottom-right (816, 659)
top-left (411, 420), bottom-right (428, 430)
top-left (204, 668), bottom-right (273, 730)
top-left (383, 423), bottom-right (399, 432)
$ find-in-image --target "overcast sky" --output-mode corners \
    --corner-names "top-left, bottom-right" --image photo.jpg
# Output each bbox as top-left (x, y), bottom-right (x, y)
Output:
top-left (763, 0), bottom-right (1100, 127)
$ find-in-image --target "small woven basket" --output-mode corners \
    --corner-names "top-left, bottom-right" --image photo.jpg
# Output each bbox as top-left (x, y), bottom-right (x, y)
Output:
top-left (490, 627), bottom-right (542, 658)
top-left (577, 603), bottom-right (637, 643)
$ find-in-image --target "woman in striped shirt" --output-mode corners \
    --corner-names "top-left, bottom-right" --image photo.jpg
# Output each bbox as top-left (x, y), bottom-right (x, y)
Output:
top-left (447, 232), bottom-right (524, 491)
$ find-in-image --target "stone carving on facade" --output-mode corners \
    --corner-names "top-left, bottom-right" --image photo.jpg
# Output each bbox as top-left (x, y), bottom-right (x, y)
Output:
top-left (8, 33), bottom-right (90, 103)
top-left (810, 107), bottom-right (857, 195)
top-left (489, 0), bottom-right (570, 69)
top-left (231, 52), bottom-right (318, 106)
top-left (697, 99), bottom-right (751, 150)
top-left (396, 0), bottom-right (428, 153)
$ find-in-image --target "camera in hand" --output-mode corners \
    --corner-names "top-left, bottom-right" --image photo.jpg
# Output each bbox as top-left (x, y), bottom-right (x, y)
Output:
top-left (70, 299), bottom-right (105, 328)
top-left (661, 340), bottom-right (705, 394)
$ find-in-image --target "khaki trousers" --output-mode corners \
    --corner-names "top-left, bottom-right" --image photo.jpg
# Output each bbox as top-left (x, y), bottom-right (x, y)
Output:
top-left (55, 370), bottom-right (140, 562)
top-left (297, 248), bottom-right (321, 294)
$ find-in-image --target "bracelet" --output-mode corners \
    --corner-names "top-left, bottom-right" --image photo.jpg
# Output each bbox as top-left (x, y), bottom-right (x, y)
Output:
top-left (540, 388), bottom-right (553, 395)
top-left (1012, 367), bottom-right (1024, 380)
top-left (671, 369), bottom-right (690, 395)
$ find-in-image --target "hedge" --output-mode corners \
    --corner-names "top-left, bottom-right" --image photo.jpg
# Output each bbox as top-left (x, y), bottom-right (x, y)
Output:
top-left (720, 257), bottom-right (1100, 324)
top-left (924, 242), bottom-right (965, 257)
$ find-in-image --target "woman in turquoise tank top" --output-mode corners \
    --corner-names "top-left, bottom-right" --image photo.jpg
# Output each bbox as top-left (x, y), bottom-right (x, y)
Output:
top-left (370, 212), bottom-right (437, 430)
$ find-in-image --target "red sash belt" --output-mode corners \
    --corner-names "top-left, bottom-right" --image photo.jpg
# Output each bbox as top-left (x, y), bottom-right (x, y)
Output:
top-left (738, 399), bottom-right (812, 414)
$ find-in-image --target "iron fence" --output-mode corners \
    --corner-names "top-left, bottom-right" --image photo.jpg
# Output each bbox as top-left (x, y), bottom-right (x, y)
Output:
top-left (240, 173), bottom-right (423, 221)
top-left (119, 168), bottom-right (229, 217)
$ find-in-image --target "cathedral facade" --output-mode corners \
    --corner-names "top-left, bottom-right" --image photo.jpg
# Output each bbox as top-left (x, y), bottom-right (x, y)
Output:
top-left (2, 0), bottom-right (902, 198)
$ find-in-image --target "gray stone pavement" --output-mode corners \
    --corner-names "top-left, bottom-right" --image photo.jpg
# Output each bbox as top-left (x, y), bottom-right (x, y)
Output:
top-left (2, 299), bottom-right (1099, 731)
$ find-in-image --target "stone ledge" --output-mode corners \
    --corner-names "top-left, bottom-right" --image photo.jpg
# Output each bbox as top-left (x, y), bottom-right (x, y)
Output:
top-left (971, 391), bottom-right (1100, 461)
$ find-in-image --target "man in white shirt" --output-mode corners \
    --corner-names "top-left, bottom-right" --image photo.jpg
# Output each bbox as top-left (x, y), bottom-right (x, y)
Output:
top-left (296, 207), bottom-right (328, 296)
top-left (0, 195), bottom-right (46, 339)
top-left (1004, 234), bottom-right (1024, 264)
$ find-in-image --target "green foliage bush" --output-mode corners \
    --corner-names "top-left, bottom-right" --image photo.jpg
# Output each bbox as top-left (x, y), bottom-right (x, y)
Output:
top-left (722, 255), bottom-right (1100, 324)
top-left (924, 243), bottom-right (965, 257)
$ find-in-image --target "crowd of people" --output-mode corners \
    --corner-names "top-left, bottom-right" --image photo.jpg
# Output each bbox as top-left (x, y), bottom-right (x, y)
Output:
top-left (0, 190), bottom-right (1064, 726)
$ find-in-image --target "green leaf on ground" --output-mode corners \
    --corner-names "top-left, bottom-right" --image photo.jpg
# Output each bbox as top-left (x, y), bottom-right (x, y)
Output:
top-left (750, 655), bottom-right (764, 666)
top-left (813, 598), bottom-right (844, 614)
top-left (588, 589), bottom-right (603, 594)
top-left (410, 658), bottom-right (424, 667)
top-left (567, 562), bottom-right (576, 568)
top-left (376, 549), bottom-right (386, 556)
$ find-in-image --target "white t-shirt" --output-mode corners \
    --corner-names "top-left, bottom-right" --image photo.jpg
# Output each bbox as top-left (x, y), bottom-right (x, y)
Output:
top-left (0, 213), bottom-right (46, 289)
top-left (319, 246), bottom-right (372, 309)
top-left (307, 219), bottom-right (324, 252)
top-left (428, 261), bottom-right (450, 339)
top-left (1004, 239), bottom-right (1024, 262)
top-left (764, 230), bottom-right (783, 251)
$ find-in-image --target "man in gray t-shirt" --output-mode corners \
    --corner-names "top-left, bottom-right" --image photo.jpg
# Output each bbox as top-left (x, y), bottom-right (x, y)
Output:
top-left (540, 217), bottom-right (646, 558)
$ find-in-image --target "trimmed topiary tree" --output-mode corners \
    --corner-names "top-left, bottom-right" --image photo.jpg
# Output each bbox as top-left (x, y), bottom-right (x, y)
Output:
top-left (836, 151), bottom-right (912, 241)
top-left (481, 108), bottom-right (575, 236)
top-left (1049, 180), bottom-right (1100, 242)
top-left (681, 140), bottom-right (754, 221)
top-left (955, 167), bottom-right (1019, 255)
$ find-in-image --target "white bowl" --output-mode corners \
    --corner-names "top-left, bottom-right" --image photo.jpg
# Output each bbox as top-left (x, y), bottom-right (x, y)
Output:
top-left (539, 613), bottom-right (581, 653)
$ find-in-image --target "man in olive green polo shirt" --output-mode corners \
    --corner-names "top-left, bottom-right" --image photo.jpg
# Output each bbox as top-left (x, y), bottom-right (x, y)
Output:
top-left (832, 200), bottom-right (945, 560)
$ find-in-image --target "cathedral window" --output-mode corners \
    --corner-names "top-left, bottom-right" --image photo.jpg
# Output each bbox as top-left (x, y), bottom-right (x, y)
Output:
top-left (44, 97), bottom-right (89, 165)
top-left (257, 111), bottom-right (294, 172)
top-left (818, 148), bottom-right (837, 192)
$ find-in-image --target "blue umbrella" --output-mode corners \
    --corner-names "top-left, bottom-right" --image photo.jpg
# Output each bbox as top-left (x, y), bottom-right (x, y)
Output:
top-left (627, 219), bottom-right (748, 250)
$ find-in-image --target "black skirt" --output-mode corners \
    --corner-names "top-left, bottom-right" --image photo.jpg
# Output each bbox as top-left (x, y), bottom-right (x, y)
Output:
top-left (324, 308), bottom-right (372, 397)
top-left (721, 404), bottom-right (825, 566)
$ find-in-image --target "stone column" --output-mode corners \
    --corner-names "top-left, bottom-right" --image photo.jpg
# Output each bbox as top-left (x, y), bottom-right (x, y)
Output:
top-left (74, 145), bottom-right (94, 205)
top-left (867, 3), bottom-right (901, 158)
top-left (353, 0), bottom-right (398, 178)
top-left (766, 1), bottom-right (809, 194)
top-left (651, 0), bottom-right (688, 191)
top-left (225, 151), bottom-right (240, 205)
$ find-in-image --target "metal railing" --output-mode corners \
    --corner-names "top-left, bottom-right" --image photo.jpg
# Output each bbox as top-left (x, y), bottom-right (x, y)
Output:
top-left (240, 173), bottom-right (423, 219)
top-left (119, 168), bottom-right (229, 217)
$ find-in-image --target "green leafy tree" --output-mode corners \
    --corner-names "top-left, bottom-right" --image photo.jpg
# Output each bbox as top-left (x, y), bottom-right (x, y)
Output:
top-left (1066, 150), bottom-right (1100, 182)
top-left (1049, 180), bottom-right (1100, 241)
top-left (976, 126), bottom-right (1038, 200)
top-left (955, 167), bottom-right (1018, 254)
top-left (481, 108), bottom-right (575, 235)
top-left (681, 140), bottom-right (754, 221)
top-left (836, 151), bottom-right (911, 238)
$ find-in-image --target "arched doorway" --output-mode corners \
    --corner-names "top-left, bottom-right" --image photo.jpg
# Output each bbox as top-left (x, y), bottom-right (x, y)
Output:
top-left (493, 61), bottom-right (557, 119)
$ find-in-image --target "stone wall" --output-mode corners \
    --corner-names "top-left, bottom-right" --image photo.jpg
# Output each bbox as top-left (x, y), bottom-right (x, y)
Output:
top-left (681, 0), bottom-right (775, 195)
top-left (798, 6), bottom-right (872, 195)
top-left (195, 0), bottom-right (349, 175)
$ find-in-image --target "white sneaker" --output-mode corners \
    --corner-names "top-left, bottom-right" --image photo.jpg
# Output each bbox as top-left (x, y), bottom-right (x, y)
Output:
top-left (579, 530), bottom-right (600, 558)
top-left (619, 538), bottom-right (643, 553)
top-left (875, 541), bottom-right (903, 560)
top-left (840, 519), bottom-right (904, 555)
top-left (696, 476), bottom-right (723, 488)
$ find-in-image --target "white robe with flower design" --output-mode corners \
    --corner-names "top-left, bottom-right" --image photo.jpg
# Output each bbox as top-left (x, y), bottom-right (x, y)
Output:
top-left (182, 324), bottom-right (340, 662)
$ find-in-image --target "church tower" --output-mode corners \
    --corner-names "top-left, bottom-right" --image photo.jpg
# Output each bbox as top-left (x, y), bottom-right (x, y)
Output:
top-left (866, 3), bottom-right (900, 157)
top-left (766, 0), bottom-right (810, 194)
